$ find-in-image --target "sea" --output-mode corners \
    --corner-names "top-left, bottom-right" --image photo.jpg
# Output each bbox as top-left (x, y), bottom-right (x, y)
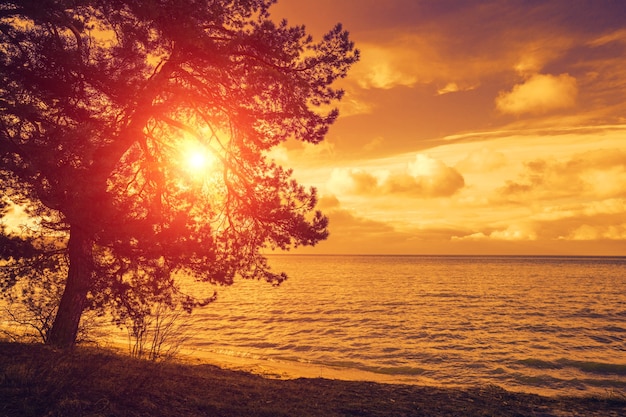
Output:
top-left (4, 254), bottom-right (625, 397)
top-left (178, 255), bottom-right (626, 398)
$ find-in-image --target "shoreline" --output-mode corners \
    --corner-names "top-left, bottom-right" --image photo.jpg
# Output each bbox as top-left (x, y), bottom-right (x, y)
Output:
top-left (181, 346), bottom-right (437, 383)
top-left (102, 336), bottom-right (626, 399)
top-left (5, 318), bottom-right (624, 399)
top-left (1, 341), bottom-right (625, 416)
top-left (167, 345), bottom-right (626, 399)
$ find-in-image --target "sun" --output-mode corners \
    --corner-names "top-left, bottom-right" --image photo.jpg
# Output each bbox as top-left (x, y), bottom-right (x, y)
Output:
top-left (188, 152), bottom-right (208, 170)
top-left (180, 140), bottom-right (217, 176)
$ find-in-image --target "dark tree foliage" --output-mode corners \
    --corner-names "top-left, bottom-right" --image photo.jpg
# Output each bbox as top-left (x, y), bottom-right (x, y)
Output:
top-left (0, 0), bottom-right (358, 347)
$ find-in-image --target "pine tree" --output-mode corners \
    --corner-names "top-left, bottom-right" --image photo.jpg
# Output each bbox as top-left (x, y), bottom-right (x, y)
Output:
top-left (0, 0), bottom-right (358, 347)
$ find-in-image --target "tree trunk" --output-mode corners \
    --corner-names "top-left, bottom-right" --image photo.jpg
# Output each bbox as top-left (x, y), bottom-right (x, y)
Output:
top-left (47, 225), bottom-right (93, 348)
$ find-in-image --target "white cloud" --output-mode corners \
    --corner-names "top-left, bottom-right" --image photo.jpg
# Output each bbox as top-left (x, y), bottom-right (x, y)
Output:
top-left (496, 73), bottom-right (578, 115)
top-left (437, 81), bottom-right (479, 96)
top-left (498, 148), bottom-right (626, 200)
top-left (353, 44), bottom-right (420, 89)
top-left (453, 224), bottom-right (537, 241)
top-left (327, 154), bottom-right (464, 198)
top-left (567, 224), bottom-right (626, 240)
top-left (327, 167), bottom-right (380, 195)
top-left (451, 232), bottom-right (488, 241)
top-left (490, 225), bottom-right (537, 241)
top-left (455, 148), bottom-right (507, 173)
top-left (437, 82), bottom-right (460, 95)
top-left (582, 199), bottom-right (626, 217)
top-left (351, 37), bottom-right (481, 90)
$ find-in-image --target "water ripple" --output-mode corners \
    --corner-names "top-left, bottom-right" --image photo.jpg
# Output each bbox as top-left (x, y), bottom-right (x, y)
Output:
top-left (183, 255), bottom-right (626, 397)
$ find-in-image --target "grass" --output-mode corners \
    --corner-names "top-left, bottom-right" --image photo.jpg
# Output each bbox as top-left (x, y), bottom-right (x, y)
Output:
top-left (1, 341), bottom-right (625, 417)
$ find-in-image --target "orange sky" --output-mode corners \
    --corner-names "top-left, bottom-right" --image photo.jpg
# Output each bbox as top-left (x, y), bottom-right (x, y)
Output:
top-left (269, 0), bottom-right (626, 255)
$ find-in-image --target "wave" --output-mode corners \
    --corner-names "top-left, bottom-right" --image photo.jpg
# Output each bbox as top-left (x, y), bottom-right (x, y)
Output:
top-left (518, 358), bottom-right (626, 376)
top-left (173, 255), bottom-right (626, 397)
top-left (359, 365), bottom-right (429, 376)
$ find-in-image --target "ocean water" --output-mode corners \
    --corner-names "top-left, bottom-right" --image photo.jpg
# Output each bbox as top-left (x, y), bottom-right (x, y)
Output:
top-left (182, 255), bottom-right (626, 397)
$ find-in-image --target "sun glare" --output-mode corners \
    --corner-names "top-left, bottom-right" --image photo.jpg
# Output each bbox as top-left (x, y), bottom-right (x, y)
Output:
top-left (181, 140), bottom-right (217, 176)
top-left (188, 152), bottom-right (207, 170)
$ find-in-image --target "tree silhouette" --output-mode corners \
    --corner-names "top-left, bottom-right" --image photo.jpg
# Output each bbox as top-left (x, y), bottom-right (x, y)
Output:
top-left (0, 0), bottom-right (358, 348)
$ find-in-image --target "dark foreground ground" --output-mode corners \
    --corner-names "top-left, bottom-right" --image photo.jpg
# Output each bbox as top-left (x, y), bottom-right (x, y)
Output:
top-left (1, 342), bottom-right (625, 417)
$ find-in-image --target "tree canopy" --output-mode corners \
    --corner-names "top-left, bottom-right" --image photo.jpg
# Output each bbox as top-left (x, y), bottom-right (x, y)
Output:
top-left (0, 0), bottom-right (358, 347)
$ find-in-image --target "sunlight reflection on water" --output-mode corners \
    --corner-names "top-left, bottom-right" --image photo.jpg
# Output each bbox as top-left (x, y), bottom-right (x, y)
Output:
top-left (181, 255), bottom-right (626, 397)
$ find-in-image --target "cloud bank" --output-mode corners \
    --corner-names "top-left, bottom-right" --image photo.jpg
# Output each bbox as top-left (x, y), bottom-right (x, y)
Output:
top-left (329, 154), bottom-right (464, 198)
top-left (496, 73), bottom-right (578, 115)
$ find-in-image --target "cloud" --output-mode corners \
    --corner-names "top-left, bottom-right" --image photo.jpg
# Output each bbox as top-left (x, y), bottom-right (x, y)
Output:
top-left (566, 224), bottom-right (626, 240)
top-left (317, 194), bottom-right (341, 210)
top-left (346, 5), bottom-right (583, 92)
top-left (587, 28), bottom-right (626, 47)
top-left (511, 37), bottom-right (575, 76)
top-left (452, 224), bottom-right (537, 242)
top-left (533, 199), bottom-right (626, 224)
top-left (455, 148), bottom-right (507, 173)
top-left (300, 193), bottom-right (477, 255)
top-left (295, 194), bottom-right (417, 254)
top-left (498, 148), bottom-right (626, 200)
top-left (582, 198), bottom-right (626, 217)
top-left (362, 136), bottom-right (385, 152)
top-left (352, 42), bottom-right (422, 89)
top-left (490, 225), bottom-right (537, 241)
top-left (264, 144), bottom-right (290, 164)
top-left (328, 154), bottom-right (464, 198)
top-left (328, 168), bottom-right (379, 195)
top-left (529, 198), bottom-right (626, 240)
top-left (350, 34), bottom-right (502, 91)
top-left (437, 82), bottom-right (460, 95)
top-left (336, 93), bottom-right (373, 117)
top-left (436, 81), bottom-right (479, 95)
top-left (496, 73), bottom-right (578, 115)
top-left (451, 196), bottom-right (626, 245)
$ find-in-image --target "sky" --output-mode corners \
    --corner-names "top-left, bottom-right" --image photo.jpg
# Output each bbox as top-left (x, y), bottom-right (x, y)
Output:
top-left (267, 0), bottom-right (626, 256)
